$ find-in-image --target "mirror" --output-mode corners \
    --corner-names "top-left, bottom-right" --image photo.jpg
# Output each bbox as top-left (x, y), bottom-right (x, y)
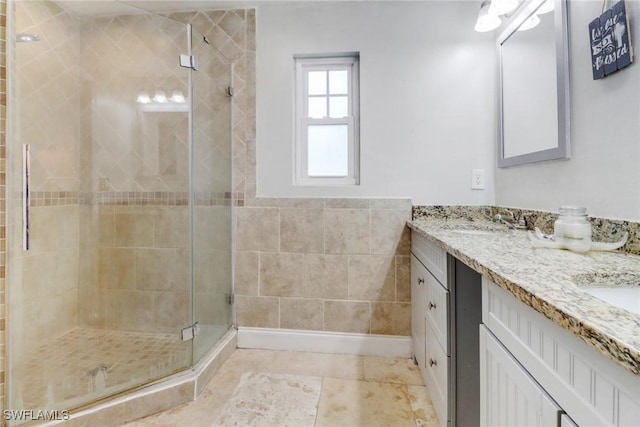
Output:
top-left (497, 0), bottom-right (570, 167)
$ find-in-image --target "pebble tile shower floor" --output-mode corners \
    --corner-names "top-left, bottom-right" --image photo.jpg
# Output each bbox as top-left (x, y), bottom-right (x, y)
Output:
top-left (13, 328), bottom-right (190, 410)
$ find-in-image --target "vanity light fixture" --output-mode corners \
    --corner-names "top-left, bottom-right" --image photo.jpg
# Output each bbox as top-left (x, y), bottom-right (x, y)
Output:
top-left (517, 13), bottom-right (541, 31)
top-left (489, 0), bottom-right (519, 16)
top-left (475, 0), bottom-right (502, 32)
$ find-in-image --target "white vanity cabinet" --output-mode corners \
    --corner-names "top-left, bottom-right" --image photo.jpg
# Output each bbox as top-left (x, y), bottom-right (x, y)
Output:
top-left (482, 278), bottom-right (640, 427)
top-left (480, 325), bottom-right (563, 426)
top-left (411, 232), bottom-right (449, 427)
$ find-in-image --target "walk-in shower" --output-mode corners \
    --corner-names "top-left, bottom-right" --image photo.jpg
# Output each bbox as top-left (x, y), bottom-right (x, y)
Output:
top-left (6, 0), bottom-right (233, 420)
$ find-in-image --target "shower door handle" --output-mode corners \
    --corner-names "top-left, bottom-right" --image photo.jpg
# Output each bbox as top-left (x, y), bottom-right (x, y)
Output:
top-left (22, 144), bottom-right (30, 250)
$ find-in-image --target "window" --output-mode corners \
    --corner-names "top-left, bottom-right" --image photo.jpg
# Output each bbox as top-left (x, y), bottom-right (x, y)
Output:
top-left (295, 54), bottom-right (360, 185)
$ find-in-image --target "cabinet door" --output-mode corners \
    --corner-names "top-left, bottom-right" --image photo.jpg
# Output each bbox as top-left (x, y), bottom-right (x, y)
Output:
top-left (411, 255), bottom-right (427, 371)
top-left (480, 326), bottom-right (562, 427)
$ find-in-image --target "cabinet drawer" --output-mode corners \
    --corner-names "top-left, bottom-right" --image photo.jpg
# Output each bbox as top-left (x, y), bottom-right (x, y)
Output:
top-left (425, 273), bottom-right (449, 352)
top-left (411, 232), bottom-right (447, 287)
top-left (425, 327), bottom-right (449, 427)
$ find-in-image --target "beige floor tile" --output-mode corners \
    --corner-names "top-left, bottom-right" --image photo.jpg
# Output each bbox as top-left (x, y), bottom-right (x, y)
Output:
top-left (123, 349), bottom-right (436, 427)
top-left (315, 378), bottom-right (416, 427)
top-left (363, 356), bottom-right (425, 385)
top-left (407, 385), bottom-right (440, 427)
top-left (212, 372), bottom-right (322, 426)
top-left (264, 350), bottom-right (366, 380)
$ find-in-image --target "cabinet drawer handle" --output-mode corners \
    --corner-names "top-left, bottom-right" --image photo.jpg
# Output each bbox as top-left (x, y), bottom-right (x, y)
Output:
top-left (418, 278), bottom-right (425, 285)
top-left (429, 358), bottom-right (437, 367)
top-left (428, 302), bottom-right (437, 310)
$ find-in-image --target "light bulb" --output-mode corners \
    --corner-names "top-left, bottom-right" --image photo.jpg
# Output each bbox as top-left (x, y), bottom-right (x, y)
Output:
top-left (153, 90), bottom-right (168, 103)
top-left (136, 92), bottom-right (151, 104)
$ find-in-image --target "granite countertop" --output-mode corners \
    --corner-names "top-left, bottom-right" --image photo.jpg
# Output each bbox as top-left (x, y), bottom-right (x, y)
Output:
top-left (409, 217), bottom-right (640, 377)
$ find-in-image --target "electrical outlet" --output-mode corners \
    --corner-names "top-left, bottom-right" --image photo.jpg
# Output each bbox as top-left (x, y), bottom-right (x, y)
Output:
top-left (471, 169), bottom-right (485, 190)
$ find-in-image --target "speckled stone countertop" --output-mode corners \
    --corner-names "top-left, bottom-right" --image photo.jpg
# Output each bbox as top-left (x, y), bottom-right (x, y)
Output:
top-left (409, 214), bottom-right (640, 377)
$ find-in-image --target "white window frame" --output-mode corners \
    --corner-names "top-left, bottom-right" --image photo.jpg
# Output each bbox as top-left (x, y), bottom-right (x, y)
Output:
top-left (294, 54), bottom-right (360, 186)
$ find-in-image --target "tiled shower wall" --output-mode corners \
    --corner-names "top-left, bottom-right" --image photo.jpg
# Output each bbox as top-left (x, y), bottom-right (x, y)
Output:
top-left (7, 2), bottom-right (238, 352)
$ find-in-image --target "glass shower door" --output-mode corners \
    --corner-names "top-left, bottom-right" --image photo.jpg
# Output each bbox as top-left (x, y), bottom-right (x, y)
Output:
top-left (7, 4), bottom-right (195, 416)
top-left (190, 27), bottom-right (234, 362)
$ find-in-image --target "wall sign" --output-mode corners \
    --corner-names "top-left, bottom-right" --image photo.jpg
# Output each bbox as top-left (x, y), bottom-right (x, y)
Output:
top-left (589, 0), bottom-right (633, 79)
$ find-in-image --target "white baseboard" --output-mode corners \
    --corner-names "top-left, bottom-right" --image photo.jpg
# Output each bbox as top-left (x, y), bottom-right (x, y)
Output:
top-left (237, 327), bottom-right (412, 358)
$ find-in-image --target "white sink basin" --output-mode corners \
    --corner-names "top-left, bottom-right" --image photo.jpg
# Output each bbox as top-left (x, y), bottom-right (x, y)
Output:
top-left (572, 272), bottom-right (640, 315)
top-left (582, 287), bottom-right (640, 315)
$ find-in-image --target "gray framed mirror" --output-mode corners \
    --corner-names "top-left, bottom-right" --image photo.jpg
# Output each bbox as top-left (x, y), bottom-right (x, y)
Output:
top-left (497, 0), bottom-right (570, 168)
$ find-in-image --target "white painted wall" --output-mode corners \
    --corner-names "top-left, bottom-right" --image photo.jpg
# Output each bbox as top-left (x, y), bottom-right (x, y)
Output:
top-left (496, 0), bottom-right (640, 221)
top-left (256, 1), bottom-right (496, 205)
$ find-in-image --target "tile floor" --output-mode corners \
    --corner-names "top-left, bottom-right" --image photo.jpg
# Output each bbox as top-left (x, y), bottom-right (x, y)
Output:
top-left (123, 349), bottom-right (439, 427)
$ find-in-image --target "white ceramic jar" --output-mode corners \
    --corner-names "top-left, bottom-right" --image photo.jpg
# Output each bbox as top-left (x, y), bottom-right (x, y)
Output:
top-left (554, 206), bottom-right (592, 253)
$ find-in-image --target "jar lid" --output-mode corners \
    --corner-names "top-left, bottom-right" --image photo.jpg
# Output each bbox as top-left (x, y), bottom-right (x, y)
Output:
top-left (559, 206), bottom-right (587, 216)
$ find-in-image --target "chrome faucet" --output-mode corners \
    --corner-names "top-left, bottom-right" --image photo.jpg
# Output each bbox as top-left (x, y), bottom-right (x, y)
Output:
top-left (494, 211), bottom-right (528, 230)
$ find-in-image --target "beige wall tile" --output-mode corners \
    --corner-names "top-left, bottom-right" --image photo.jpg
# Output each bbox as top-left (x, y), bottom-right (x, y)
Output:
top-left (135, 248), bottom-right (188, 292)
top-left (370, 209), bottom-right (411, 255)
top-left (324, 301), bottom-right (370, 334)
top-left (154, 291), bottom-right (191, 330)
top-left (371, 302), bottom-right (411, 336)
top-left (302, 254), bottom-right (348, 300)
top-left (280, 298), bottom-right (323, 331)
top-left (259, 252), bottom-right (304, 297)
top-left (324, 198), bottom-right (369, 209)
top-left (370, 198), bottom-right (412, 210)
top-left (99, 210), bottom-right (115, 246)
top-left (280, 208), bottom-right (324, 253)
top-left (234, 251), bottom-right (259, 296)
top-left (235, 295), bottom-right (279, 328)
top-left (348, 255), bottom-right (395, 301)
top-left (115, 213), bottom-right (155, 247)
top-left (236, 207), bottom-right (279, 252)
top-left (324, 209), bottom-right (370, 254)
top-left (154, 207), bottom-right (188, 248)
top-left (396, 255), bottom-right (411, 303)
top-left (112, 290), bottom-right (155, 332)
top-left (98, 248), bottom-right (135, 290)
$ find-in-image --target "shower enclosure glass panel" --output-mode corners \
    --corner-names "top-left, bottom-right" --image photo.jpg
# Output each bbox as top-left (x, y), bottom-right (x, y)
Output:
top-left (190, 28), bottom-right (234, 363)
top-left (7, 0), bottom-right (232, 417)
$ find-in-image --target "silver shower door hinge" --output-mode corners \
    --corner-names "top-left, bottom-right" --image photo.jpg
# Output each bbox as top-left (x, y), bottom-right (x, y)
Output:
top-left (227, 294), bottom-right (234, 305)
top-left (181, 321), bottom-right (200, 341)
top-left (179, 54), bottom-right (198, 71)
